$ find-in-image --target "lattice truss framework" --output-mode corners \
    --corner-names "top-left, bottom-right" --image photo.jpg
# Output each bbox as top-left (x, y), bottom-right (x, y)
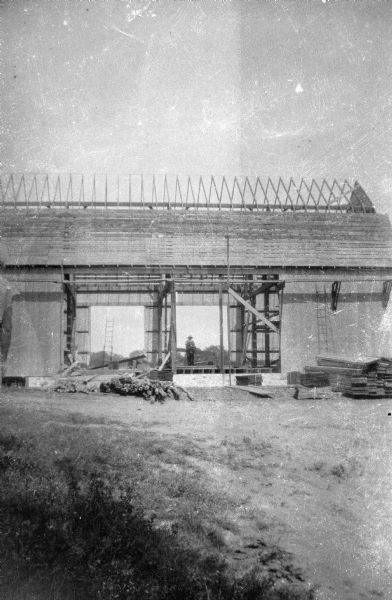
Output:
top-left (0, 173), bottom-right (367, 212)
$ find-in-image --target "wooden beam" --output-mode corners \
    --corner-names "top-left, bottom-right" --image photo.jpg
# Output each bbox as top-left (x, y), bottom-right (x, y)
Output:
top-left (264, 290), bottom-right (270, 367)
top-left (243, 281), bottom-right (276, 299)
top-left (278, 285), bottom-right (284, 373)
top-left (64, 280), bottom-right (77, 354)
top-left (157, 298), bottom-right (162, 365)
top-left (158, 351), bottom-right (171, 371)
top-left (251, 292), bottom-right (257, 368)
top-left (240, 310), bottom-right (251, 366)
top-left (228, 287), bottom-right (278, 332)
top-left (219, 283), bottom-right (224, 375)
top-left (170, 280), bottom-right (177, 374)
top-left (226, 237), bottom-right (232, 385)
top-left (164, 292), bottom-right (168, 352)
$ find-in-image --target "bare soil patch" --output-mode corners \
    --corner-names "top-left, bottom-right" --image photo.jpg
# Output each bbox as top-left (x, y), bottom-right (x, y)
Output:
top-left (0, 387), bottom-right (391, 599)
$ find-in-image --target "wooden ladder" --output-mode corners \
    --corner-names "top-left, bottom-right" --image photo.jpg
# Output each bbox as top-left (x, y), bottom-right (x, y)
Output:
top-left (103, 318), bottom-right (114, 365)
top-left (315, 288), bottom-right (334, 354)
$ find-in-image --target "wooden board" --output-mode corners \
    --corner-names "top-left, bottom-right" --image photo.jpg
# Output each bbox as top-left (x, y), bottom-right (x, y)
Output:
top-left (1, 210), bottom-right (391, 268)
top-left (232, 386), bottom-right (273, 398)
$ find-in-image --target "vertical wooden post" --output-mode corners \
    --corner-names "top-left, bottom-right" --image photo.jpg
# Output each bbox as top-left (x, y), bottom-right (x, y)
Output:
top-left (241, 311), bottom-right (251, 366)
top-left (219, 283), bottom-right (224, 380)
top-left (227, 292), bottom-right (232, 385)
top-left (70, 286), bottom-right (76, 356)
top-left (0, 347), bottom-right (3, 388)
top-left (278, 283), bottom-right (284, 373)
top-left (251, 292), bottom-right (257, 368)
top-left (164, 291), bottom-right (168, 352)
top-left (157, 279), bottom-right (163, 366)
top-left (226, 236), bottom-right (232, 386)
top-left (157, 299), bottom-right (162, 367)
top-left (60, 281), bottom-right (64, 371)
top-left (264, 290), bottom-right (270, 368)
top-left (65, 277), bottom-right (76, 358)
top-left (170, 279), bottom-right (177, 375)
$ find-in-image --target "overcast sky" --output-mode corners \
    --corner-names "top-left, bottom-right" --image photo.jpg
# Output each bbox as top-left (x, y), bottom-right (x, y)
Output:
top-left (1, 0), bottom-right (392, 215)
top-left (90, 305), bottom-right (227, 355)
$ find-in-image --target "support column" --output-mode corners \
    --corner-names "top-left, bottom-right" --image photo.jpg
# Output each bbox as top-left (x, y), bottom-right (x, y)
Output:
top-left (264, 290), bottom-right (270, 367)
top-left (219, 283), bottom-right (224, 374)
top-left (164, 293), bottom-right (168, 352)
top-left (75, 305), bottom-right (90, 366)
top-left (157, 298), bottom-right (162, 365)
top-left (156, 277), bottom-right (171, 366)
top-left (240, 310), bottom-right (251, 366)
top-left (170, 279), bottom-right (177, 374)
top-left (145, 305), bottom-right (160, 366)
top-left (157, 280), bottom-right (165, 365)
top-left (251, 292), bottom-right (257, 368)
top-left (278, 284), bottom-right (284, 373)
top-left (65, 279), bottom-right (76, 360)
top-left (230, 301), bottom-right (243, 367)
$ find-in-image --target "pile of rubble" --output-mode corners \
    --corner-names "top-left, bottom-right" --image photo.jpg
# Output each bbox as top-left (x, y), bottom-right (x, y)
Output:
top-left (99, 376), bottom-right (180, 402)
top-left (52, 354), bottom-right (193, 402)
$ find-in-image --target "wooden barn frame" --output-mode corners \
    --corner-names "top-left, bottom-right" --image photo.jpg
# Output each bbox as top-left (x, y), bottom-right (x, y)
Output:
top-left (63, 269), bottom-right (285, 374)
top-left (0, 174), bottom-right (391, 378)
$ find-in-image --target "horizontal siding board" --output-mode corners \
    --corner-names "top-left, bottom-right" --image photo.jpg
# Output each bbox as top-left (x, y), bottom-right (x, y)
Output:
top-left (1, 210), bottom-right (391, 268)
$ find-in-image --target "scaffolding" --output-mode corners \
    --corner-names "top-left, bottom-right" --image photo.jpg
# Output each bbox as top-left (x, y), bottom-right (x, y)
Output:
top-left (63, 272), bottom-right (284, 375)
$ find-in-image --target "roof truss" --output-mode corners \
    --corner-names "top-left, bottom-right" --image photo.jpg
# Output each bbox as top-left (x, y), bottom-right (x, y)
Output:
top-left (0, 174), bottom-right (373, 213)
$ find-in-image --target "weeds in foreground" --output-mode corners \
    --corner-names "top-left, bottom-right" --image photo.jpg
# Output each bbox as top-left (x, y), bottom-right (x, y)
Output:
top-left (308, 457), bottom-right (363, 481)
top-left (0, 429), bottom-right (314, 600)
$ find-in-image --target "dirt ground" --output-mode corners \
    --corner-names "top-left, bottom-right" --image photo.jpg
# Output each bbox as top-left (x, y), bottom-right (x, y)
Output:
top-left (1, 386), bottom-right (391, 600)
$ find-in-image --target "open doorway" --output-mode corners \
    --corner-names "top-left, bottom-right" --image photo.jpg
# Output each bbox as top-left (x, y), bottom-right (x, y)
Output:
top-left (176, 306), bottom-right (228, 367)
top-left (90, 306), bottom-right (144, 368)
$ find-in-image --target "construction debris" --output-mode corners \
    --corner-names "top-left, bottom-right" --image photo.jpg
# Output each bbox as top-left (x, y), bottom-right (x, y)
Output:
top-left (52, 370), bottom-right (192, 403)
top-left (235, 385), bottom-right (273, 398)
top-left (287, 370), bottom-right (329, 388)
top-left (53, 379), bottom-right (97, 394)
top-left (100, 376), bottom-right (183, 402)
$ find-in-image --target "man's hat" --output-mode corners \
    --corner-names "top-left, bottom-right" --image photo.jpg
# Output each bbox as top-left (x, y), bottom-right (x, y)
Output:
top-left (187, 335), bottom-right (193, 339)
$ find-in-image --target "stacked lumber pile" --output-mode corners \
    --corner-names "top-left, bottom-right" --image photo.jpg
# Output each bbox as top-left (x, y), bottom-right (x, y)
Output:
top-left (378, 358), bottom-right (392, 396)
top-left (304, 355), bottom-right (392, 398)
top-left (298, 371), bottom-right (330, 388)
top-left (287, 370), bottom-right (329, 387)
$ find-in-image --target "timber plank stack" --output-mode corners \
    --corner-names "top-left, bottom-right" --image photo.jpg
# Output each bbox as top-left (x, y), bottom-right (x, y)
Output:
top-left (298, 370), bottom-right (330, 387)
top-left (305, 355), bottom-right (392, 398)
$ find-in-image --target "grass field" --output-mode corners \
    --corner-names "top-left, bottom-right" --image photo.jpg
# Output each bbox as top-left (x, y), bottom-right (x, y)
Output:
top-left (0, 387), bottom-right (391, 600)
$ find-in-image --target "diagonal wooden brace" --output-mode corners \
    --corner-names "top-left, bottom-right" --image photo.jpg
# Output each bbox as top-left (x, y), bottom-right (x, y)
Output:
top-left (228, 287), bottom-right (278, 333)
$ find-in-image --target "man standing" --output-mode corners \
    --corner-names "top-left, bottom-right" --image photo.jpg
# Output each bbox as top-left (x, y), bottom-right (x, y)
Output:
top-left (185, 335), bottom-right (196, 366)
